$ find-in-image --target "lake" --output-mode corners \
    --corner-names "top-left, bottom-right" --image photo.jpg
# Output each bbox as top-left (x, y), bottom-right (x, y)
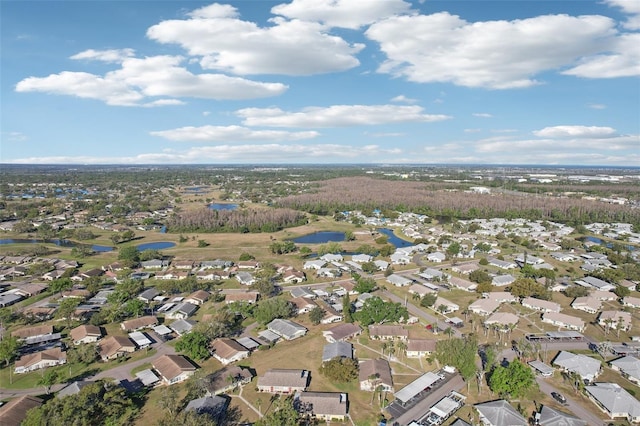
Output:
top-left (0, 238), bottom-right (113, 252)
top-left (585, 236), bottom-right (636, 251)
top-left (136, 241), bottom-right (176, 251)
top-left (209, 203), bottom-right (238, 211)
top-left (377, 228), bottom-right (414, 248)
top-left (292, 231), bottom-right (345, 244)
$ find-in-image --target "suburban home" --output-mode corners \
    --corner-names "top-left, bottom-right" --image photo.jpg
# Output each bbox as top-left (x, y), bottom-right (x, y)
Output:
top-left (165, 302), bottom-right (198, 320)
top-left (321, 305), bottom-right (343, 324)
top-left (552, 351), bottom-right (601, 382)
top-left (598, 311), bottom-right (632, 331)
top-left (140, 259), bottom-right (169, 269)
top-left (487, 292), bottom-right (517, 304)
top-left (321, 253), bottom-right (343, 262)
top-left (322, 341), bottom-right (354, 362)
top-left (173, 260), bottom-right (194, 270)
top-left (622, 296), bottom-right (640, 309)
top-left (322, 323), bottom-right (362, 343)
top-left (491, 274), bottom-right (515, 287)
top-left (235, 271), bottom-right (255, 286)
top-left (452, 263), bottom-right (479, 275)
top-left (184, 290), bottom-right (209, 305)
top-left (0, 395), bottom-right (43, 425)
top-left (390, 252), bottom-right (412, 265)
top-left (359, 358), bottom-right (393, 392)
top-left (98, 335), bottom-right (136, 361)
top-left (521, 297), bottom-right (561, 313)
top-left (576, 276), bottom-right (616, 291)
top-left (427, 252), bottom-right (446, 263)
top-left (282, 269), bottom-right (306, 283)
top-left (468, 298), bottom-right (500, 316)
top-left (289, 287), bottom-right (317, 299)
top-left (169, 319), bottom-right (195, 336)
top-left (571, 296), bottom-right (602, 314)
top-left (206, 365), bottom-right (254, 395)
top-left (267, 318), bottom-right (307, 340)
top-left (386, 274), bottom-right (413, 287)
top-left (585, 383), bottom-right (640, 423)
top-left (137, 288), bottom-right (160, 303)
top-left (11, 325), bottom-right (54, 342)
top-left (406, 339), bottom-right (436, 358)
top-left (128, 331), bottom-right (152, 349)
top-left (448, 277), bottom-right (477, 292)
top-left (153, 354), bottom-right (197, 385)
top-left (257, 369), bottom-right (310, 393)
top-left (352, 254), bottom-right (373, 263)
top-left (542, 312), bottom-right (585, 332)
top-left (484, 312), bottom-right (519, 329)
top-left (368, 325), bottom-right (408, 341)
top-left (290, 296), bottom-right (317, 314)
top-left (121, 315), bottom-right (158, 332)
top-left (184, 395), bottom-right (228, 422)
top-left (298, 392), bottom-right (349, 422)
top-left (474, 400), bottom-right (527, 426)
top-left (199, 259), bottom-right (233, 269)
top-left (408, 283), bottom-right (434, 298)
top-left (419, 268), bottom-right (449, 281)
top-left (14, 348), bottom-right (66, 374)
top-left (69, 324), bottom-right (102, 345)
top-left (225, 292), bottom-right (259, 304)
top-left (487, 258), bottom-right (518, 270)
top-left (210, 338), bottom-right (250, 365)
top-left (374, 259), bottom-right (390, 271)
top-left (237, 260), bottom-right (260, 269)
top-left (537, 405), bottom-right (586, 426)
top-left (609, 356), bottom-right (640, 385)
top-left (303, 260), bottom-right (326, 270)
top-left (590, 290), bottom-right (617, 301)
top-left (434, 297), bottom-right (459, 314)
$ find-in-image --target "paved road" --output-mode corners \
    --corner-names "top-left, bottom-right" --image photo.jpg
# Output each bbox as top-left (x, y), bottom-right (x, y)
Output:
top-left (536, 377), bottom-right (606, 426)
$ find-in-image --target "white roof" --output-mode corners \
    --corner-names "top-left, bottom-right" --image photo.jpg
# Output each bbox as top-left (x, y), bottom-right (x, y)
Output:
top-left (395, 371), bottom-right (443, 404)
top-left (128, 331), bottom-right (152, 347)
top-left (585, 383), bottom-right (640, 419)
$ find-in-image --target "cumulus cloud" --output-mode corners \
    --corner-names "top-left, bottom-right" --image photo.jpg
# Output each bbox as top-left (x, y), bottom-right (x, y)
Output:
top-left (562, 33), bottom-right (640, 78)
top-left (473, 113), bottom-right (493, 118)
top-left (605, 0), bottom-right (640, 29)
top-left (236, 104), bottom-right (451, 127)
top-left (15, 55), bottom-right (288, 106)
top-left (366, 12), bottom-right (620, 88)
top-left (390, 95), bottom-right (418, 103)
top-left (271, 0), bottom-right (412, 29)
top-left (533, 125), bottom-right (617, 138)
top-left (147, 4), bottom-right (364, 76)
top-left (70, 48), bottom-right (135, 63)
top-left (150, 125), bottom-right (319, 142)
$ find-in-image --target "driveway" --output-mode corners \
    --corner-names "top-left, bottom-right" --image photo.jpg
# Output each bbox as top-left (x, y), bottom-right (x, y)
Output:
top-left (536, 377), bottom-right (606, 426)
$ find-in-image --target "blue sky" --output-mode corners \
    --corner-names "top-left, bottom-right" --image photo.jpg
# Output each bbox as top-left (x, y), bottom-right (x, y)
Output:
top-left (1, 0), bottom-right (639, 165)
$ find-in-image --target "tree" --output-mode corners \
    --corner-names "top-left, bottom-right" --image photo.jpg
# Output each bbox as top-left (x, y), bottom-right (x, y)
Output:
top-left (67, 343), bottom-right (98, 365)
top-left (0, 335), bottom-right (20, 366)
top-left (254, 396), bottom-right (300, 426)
top-left (175, 331), bottom-right (210, 360)
top-left (564, 285), bottom-right (589, 298)
top-left (469, 270), bottom-right (491, 285)
top-left (309, 306), bottom-right (325, 325)
top-left (38, 369), bottom-right (59, 395)
top-left (509, 277), bottom-right (548, 299)
top-left (37, 222), bottom-right (56, 240)
top-left (57, 297), bottom-right (80, 328)
top-left (239, 252), bottom-right (255, 261)
top-left (613, 284), bottom-right (630, 298)
top-left (354, 277), bottom-right (377, 294)
top-left (320, 357), bottom-right (359, 382)
top-left (49, 277), bottom-right (73, 296)
top-left (253, 298), bottom-right (295, 324)
top-left (488, 359), bottom-right (536, 398)
top-left (342, 294), bottom-right (353, 323)
top-left (420, 293), bottom-right (437, 308)
top-left (124, 298), bottom-right (146, 318)
top-left (117, 245), bottom-right (140, 266)
top-left (435, 336), bottom-right (478, 383)
top-left (446, 242), bottom-right (461, 259)
top-left (354, 297), bottom-right (409, 326)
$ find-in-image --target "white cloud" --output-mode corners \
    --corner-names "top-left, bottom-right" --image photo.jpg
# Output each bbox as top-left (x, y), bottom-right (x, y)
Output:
top-left (6, 143), bottom-right (401, 164)
top-left (70, 48), bottom-right (136, 63)
top-left (588, 103), bottom-right (607, 109)
top-left (562, 33), bottom-right (640, 78)
top-left (533, 125), bottom-right (617, 138)
top-left (464, 128), bottom-right (482, 133)
top-left (473, 113), bottom-right (493, 118)
top-left (364, 132), bottom-right (405, 138)
top-left (476, 134), bottom-right (637, 153)
top-left (147, 4), bottom-right (364, 76)
top-left (236, 104), bottom-right (451, 127)
top-left (390, 95), bottom-right (418, 103)
top-left (202, 111), bottom-right (211, 116)
top-left (271, 0), bottom-right (412, 29)
top-left (605, 0), bottom-right (640, 30)
top-left (150, 125), bottom-right (319, 142)
top-left (366, 12), bottom-right (619, 88)
top-left (4, 132), bottom-right (28, 142)
top-left (15, 55), bottom-right (288, 106)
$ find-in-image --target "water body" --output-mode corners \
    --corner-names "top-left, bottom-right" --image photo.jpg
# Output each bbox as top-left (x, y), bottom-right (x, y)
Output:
top-left (377, 228), bottom-right (414, 248)
top-left (209, 203), bottom-right (238, 211)
top-left (0, 238), bottom-right (113, 252)
top-left (137, 241), bottom-right (176, 251)
top-left (585, 236), bottom-right (636, 251)
top-left (292, 231), bottom-right (345, 244)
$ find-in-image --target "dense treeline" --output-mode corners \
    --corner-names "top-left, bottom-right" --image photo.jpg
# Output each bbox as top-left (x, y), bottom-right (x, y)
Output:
top-left (167, 207), bottom-right (307, 233)
top-left (274, 177), bottom-right (640, 226)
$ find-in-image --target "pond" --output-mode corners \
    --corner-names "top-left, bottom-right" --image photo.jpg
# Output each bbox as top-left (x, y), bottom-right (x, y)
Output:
top-left (292, 231), bottom-right (345, 244)
top-left (0, 238), bottom-right (113, 252)
top-left (136, 241), bottom-right (176, 251)
top-left (584, 236), bottom-right (636, 251)
top-left (209, 203), bottom-right (238, 211)
top-left (377, 228), bottom-right (414, 248)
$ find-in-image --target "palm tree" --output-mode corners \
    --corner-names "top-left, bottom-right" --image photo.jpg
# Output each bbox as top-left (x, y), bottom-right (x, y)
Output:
top-left (381, 341), bottom-right (389, 359)
top-left (396, 340), bottom-right (407, 360)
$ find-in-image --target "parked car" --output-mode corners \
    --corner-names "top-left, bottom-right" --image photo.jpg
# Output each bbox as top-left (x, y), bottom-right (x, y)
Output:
top-left (551, 392), bottom-right (566, 404)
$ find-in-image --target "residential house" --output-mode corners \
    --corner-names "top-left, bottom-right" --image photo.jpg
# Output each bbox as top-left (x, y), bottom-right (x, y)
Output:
top-left (235, 271), bottom-right (255, 286)
top-left (474, 400), bottom-right (527, 426)
top-left (427, 252), bottom-right (446, 263)
top-left (359, 358), bottom-right (393, 392)
top-left (552, 351), bottom-right (601, 382)
top-left (69, 324), bottom-right (102, 345)
top-left (211, 338), bottom-right (250, 365)
top-left (121, 315), bottom-right (158, 332)
top-left (129, 331), bottom-right (152, 349)
top-left (289, 287), bottom-right (316, 299)
top-left (487, 258), bottom-right (518, 270)
top-left (322, 323), bottom-right (362, 343)
top-left (225, 292), bottom-right (259, 304)
top-left (140, 259), bottom-right (169, 269)
top-left (576, 276), bottom-right (616, 291)
top-left (14, 348), bottom-right (66, 374)
top-left (623, 296), bottom-right (640, 309)
top-left (408, 283), bottom-right (434, 298)
top-left (492, 274), bottom-right (515, 287)
top-left (98, 335), bottom-right (136, 361)
top-left (257, 369), bottom-right (310, 393)
top-left (542, 312), bottom-right (585, 332)
top-left (487, 292), bottom-right (517, 303)
top-left (11, 325), bottom-right (54, 342)
top-left (320, 305), bottom-right (343, 324)
top-left (352, 254), bottom-right (373, 263)
top-left (267, 318), bottom-right (307, 340)
top-left (406, 339), bottom-right (436, 358)
top-left (169, 319), bottom-right (195, 336)
top-left (571, 296), bottom-right (602, 314)
top-left (137, 288), bottom-right (159, 303)
top-left (303, 260), bottom-right (326, 270)
top-left (368, 325), bottom-right (408, 340)
top-left (468, 299), bottom-right (500, 316)
top-left (585, 383), bottom-right (640, 423)
top-left (591, 290), bottom-right (617, 301)
top-left (184, 290), bottom-right (209, 305)
top-left (184, 395), bottom-right (228, 422)
top-left (598, 311), bottom-right (632, 331)
top-left (484, 312), bottom-right (519, 329)
top-left (173, 260), bottom-right (194, 270)
top-left (298, 392), bottom-right (349, 422)
top-left (390, 252), bottom-right (411, 265)
top-left (537, 405), bottom-right (586, 426)
top-left (522, 297), bottom-right (561, 313)
top-left (434, 297), bottom-right (459, 314)
top-left (290, 296), bottom-right (317, 314)
top-left (165, 302), bottom-right (198, 320)
top-left (322, 341), bottom-right (353, 362)
top-left (0, 396), bottom-right (43, 425)
top-left (237, 260), bottom-right (259, 269)
top-left (449, 277), bottom-right (477, 292)
top-left (282, 269), bottom-right (306, 284)
top-left (386, 274), bottom-right (413, 287)
top-left (205, 365), bottom-right (254, 395)
top-left (452, 263), bottom-right (479, 275)
top-left (609, 356), bottom-right (640, 385)
top-left (153, 354), bottom-right (197, 385)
